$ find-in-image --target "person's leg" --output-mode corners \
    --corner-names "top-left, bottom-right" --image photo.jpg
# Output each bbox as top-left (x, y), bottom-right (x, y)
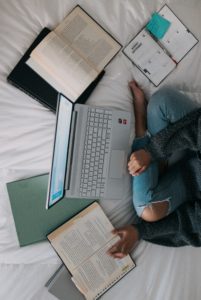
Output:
top-left (148, 87), bottom-right (201, 166)
top-left (130, 81), bottom-right (163, 219)
top-left (130, 83), bottom-right (200, 221)
top-left (147, 87), bottom-right (200, 135)
top-left (142, 161), bottom-right (188, 222)
top-left (141, 87), bottom-right (200, 221)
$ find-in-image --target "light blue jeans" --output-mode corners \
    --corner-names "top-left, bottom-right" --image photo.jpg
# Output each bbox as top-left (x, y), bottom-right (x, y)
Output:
top-left (132, 87), bottom-right (200, 216)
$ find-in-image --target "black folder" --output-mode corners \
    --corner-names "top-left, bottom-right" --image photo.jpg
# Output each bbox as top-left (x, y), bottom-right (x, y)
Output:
top-left (7, 28), bottom-right (105, 112)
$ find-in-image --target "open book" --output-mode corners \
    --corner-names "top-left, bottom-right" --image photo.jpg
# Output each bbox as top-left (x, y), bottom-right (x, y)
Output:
top-left (123, 5), bottom-right (198, 86)
top-left (26, 6), bottom-right (121, 102)
top-left (47, 202), bottom-right (135, 300)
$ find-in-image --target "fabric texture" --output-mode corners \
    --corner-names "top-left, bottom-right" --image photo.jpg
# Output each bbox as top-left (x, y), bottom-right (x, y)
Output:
top-left (132, 88), bottom-right (199, 216)
top-left (135, 107), bottom-right (201, 246)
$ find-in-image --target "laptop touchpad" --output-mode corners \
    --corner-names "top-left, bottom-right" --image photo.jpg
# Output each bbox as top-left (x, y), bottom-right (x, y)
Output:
top-left (109, 150), bottom-right (125, 179)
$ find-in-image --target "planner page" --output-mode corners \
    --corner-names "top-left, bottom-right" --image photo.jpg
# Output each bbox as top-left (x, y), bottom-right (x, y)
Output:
top-left (124, 29), bottom-right (176, 86)
top-left (159, 5), bottom-right (198, 62)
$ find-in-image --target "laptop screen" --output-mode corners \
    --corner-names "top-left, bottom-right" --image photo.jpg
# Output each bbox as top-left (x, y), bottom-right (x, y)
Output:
top-left (46, 94), bottom-right (73, 209)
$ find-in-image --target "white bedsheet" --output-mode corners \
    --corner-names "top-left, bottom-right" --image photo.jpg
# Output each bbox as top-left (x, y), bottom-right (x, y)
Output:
top-left (1, 0), bottom-right (201, 299)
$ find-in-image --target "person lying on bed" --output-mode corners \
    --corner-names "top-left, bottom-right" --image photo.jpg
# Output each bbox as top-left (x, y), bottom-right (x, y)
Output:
top-left (108, 80), bottom-right (201, 258)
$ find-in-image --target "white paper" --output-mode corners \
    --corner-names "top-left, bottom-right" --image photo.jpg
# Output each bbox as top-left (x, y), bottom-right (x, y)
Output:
top-left (55, 6), bottom-right (121, 71)
top-left (48, 203), bottom-right (135, 300)
top-left (159, 5), bottom-right (198, 62)
top-left (124, 29), bottom-right (176, 86)
top-left (72, 237), bottom-right (134, 300)
top-left (30, 31), bottom-right (98, 101)
top-left (49, 203), bottom-right (114, 273)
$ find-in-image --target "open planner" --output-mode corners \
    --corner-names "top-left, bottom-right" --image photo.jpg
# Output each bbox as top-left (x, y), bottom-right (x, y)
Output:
top-left (47, 202), bottom-right (135, 300)
top-left (123, 5), bottom-right (198, 86)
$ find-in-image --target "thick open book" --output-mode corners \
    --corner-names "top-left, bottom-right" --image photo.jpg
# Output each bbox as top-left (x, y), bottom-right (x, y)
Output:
top-left (123, 5), bottom-right (198, 86)
top-left (47, 202), bottom-right (135, 300)
top-left (26, 6), bottom-right (121, 102)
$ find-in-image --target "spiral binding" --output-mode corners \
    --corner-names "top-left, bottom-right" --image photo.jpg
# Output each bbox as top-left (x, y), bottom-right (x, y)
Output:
top-left (93, 265), bottom-right (134, 300)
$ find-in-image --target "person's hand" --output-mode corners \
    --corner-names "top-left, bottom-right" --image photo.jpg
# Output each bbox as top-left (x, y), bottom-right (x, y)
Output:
top-left (128, 149), bottom-right (151, 176)
top-left (107, 225), bottom-right (139, 259)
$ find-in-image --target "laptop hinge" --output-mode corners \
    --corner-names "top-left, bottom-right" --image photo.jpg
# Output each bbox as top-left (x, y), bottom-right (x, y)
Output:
top-left (65, 111), bottom-right (78, 190)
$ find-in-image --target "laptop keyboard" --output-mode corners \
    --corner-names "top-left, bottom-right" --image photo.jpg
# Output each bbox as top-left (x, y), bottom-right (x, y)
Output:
top-left (80, 107), bottom-right (112, 198)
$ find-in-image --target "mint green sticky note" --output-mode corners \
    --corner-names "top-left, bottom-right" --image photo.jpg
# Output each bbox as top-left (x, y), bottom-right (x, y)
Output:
top-left (146, 12), bottom-right (171, 39)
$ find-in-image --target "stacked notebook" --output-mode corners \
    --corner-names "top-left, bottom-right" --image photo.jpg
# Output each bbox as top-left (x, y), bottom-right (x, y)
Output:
top-left (47, 202), bottom-right (135, 300)
top-left (7, 6), bottom-right (121, 111)
top-left (46, 265), bottom-right (84, 300)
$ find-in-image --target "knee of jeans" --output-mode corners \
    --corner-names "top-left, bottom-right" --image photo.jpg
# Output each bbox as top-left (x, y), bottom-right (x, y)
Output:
top-left (133, 190), bottom-right (152, 217)
top-left (140, 199), bottom-right (170, 222)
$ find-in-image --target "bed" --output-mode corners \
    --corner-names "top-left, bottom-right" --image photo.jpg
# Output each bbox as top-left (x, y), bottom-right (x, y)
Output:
top-left (1, 0), bottom-right (201, 299)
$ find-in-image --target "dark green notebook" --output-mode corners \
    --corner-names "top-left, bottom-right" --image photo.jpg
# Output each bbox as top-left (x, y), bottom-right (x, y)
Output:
top-left (7, 174), bottom-right (94, 247)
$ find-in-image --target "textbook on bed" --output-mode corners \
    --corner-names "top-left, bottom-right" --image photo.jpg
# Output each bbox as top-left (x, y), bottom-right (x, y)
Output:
top-left (47, 202), bottom-right (136, 300)
top-left (123, 4), bottom-right (199, 86)
top-left (7, 5), bottom-right (121, 111)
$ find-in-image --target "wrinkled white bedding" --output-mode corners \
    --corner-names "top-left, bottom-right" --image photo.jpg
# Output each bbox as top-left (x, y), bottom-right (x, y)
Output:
top-left (1, 0), bottom-right (201, 299)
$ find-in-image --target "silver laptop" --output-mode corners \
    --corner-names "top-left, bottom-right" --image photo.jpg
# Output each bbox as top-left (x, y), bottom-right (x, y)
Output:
top-left (46, 94), bottom-right (131, 209)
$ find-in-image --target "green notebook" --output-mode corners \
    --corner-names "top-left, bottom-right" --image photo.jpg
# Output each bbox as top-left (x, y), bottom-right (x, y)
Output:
top-left (7, 174), bottom-right (95, 247)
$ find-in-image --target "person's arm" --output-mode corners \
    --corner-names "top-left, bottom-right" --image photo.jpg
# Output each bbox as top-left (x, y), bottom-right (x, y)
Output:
top-left (146, 108), bottom-right (201, 160)
top-left (108, 199), bottom-right (201, 258)
top-left (128, 108), bottom-right (201, 176)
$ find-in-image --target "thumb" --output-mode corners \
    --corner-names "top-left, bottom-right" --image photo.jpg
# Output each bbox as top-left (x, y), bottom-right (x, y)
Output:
top-left (134, 165), bottom-right (147, 176)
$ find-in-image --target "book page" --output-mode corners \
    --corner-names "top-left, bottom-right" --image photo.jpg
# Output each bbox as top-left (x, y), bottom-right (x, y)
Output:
top-left (30, 31), bottom-right (98, 101)
top-left (48, 203), bottom-right (115, 274)
top-left (124, 29), bottom-right (176, 86)
top-left (26, 57), bottom-right (76, 100)
top-left (159, 5), bottom-right (198, 62)
top-left (72, 237), bottom-right (135, 300)
top-left (54, 6), bottom-right (121, 72)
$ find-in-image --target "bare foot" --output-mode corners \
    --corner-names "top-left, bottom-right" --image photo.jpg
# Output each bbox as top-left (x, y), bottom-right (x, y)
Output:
top-left (129, 80), bottom-right (147, 137)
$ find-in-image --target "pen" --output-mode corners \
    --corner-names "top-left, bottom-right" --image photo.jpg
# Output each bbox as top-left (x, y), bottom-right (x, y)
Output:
top-left (160, 45), bottom-right (178, 65)
top-left (148, 30), bottom-right (178, 65)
